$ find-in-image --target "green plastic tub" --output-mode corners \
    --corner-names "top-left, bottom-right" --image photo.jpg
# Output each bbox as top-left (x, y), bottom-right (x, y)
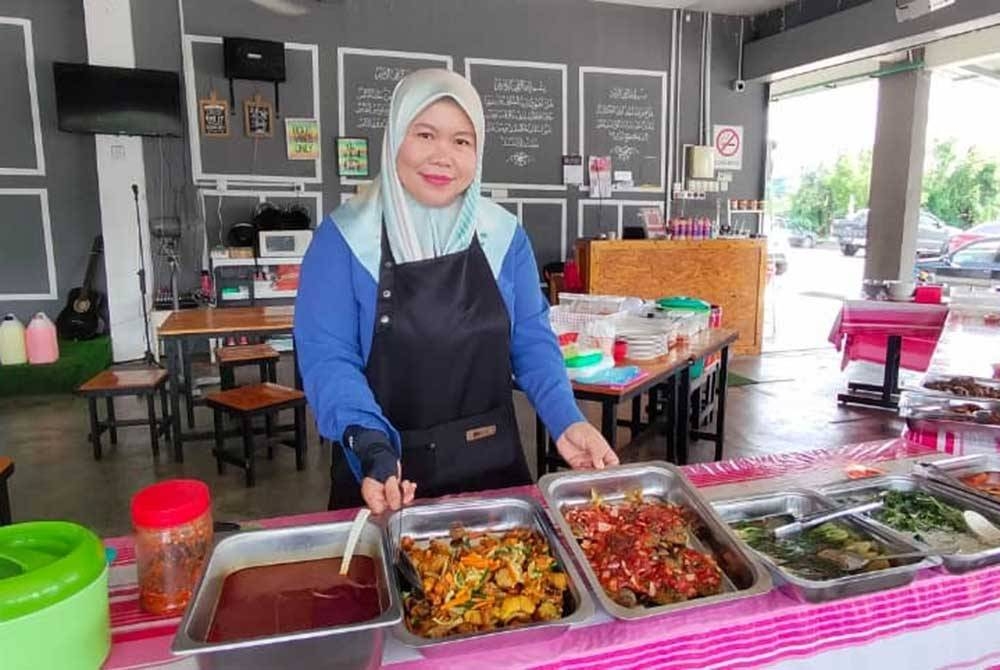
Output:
top-left (0, 521), bottom-right (110, 670)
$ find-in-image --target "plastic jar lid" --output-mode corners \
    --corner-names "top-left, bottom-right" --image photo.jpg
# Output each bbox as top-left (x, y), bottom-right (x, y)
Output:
top-left (0, 521), bottom-right (106, 620)
top-left (131, 479), bottom-right (211, 529)
top-left (656, 296), bottom-right (711, 312)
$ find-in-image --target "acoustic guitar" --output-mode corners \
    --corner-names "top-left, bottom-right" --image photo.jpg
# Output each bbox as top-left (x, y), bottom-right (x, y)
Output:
top-left (56, 235), bottom-right (106, 340)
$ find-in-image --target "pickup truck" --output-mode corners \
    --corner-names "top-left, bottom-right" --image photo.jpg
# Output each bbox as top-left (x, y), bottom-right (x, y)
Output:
top-left (831, 209), bottom-right (960, 257)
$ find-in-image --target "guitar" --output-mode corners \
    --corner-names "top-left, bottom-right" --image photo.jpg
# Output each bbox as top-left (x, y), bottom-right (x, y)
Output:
top-left (56, 235), bottom-right (106, 340)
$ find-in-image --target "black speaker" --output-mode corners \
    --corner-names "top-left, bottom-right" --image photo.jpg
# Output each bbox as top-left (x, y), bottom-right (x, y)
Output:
top-left (223, 37), bottom-right (286, 82)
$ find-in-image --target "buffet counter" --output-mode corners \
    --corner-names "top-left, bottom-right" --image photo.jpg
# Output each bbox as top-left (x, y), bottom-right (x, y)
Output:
top-left (102, 439), bottom-right (1000, 670)
top-left (575, 239), bottom-right (767, 356)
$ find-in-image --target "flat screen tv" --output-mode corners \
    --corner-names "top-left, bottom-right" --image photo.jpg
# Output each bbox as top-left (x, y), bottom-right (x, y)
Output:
top-left (53, 62), bottom-right (183, 137)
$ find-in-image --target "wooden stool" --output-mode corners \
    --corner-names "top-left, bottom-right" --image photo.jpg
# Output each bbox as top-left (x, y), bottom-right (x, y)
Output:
top-left (215, 344), bottom-right (279, 390)
top-left (0, 457), bottom-right (13, 526)
top-left (205, 383), bottom-right (306, 487)
top-left (77, 369), bottom-right (171, 460)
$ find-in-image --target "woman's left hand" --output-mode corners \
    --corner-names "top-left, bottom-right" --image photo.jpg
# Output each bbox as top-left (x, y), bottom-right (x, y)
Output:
top-left (556, 421), bottom-right (619, 470)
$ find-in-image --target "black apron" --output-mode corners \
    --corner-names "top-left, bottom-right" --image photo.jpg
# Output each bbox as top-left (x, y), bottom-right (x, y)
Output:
top-left (329, 228), bottom-right (531, 509)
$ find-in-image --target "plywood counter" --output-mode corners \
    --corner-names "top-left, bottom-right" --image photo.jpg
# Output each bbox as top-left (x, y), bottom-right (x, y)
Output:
top-left (577, 238), bottom-right (767, 355)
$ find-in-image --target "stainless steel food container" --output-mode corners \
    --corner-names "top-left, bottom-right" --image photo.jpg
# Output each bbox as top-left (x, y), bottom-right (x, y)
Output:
top-left (171, 520), bottom-right (401, 670)
top-left (821, 475), bottom-right (1000, 574)
top-left (912, 373), bottom-right (1000, 403)
top-left (538, 461), bottom-right (772, 620)
top-left (919, 453), bottom-right (1000, 507)
top-left (386, 496), bottom-right (594, 657)
top-left (712, 489), bottom-right (936, 603)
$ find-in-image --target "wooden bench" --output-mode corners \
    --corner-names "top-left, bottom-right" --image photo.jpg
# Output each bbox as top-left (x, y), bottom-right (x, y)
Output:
top-left (204, 383), bottom-right (306, 487)
top-left (0, 457), bottom-right (13, 525)
top-left (77, 368), bottom-right (171, 460)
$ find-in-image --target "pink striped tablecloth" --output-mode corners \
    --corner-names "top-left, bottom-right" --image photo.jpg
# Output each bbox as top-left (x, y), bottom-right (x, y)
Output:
top-left (828, 300), bottom-right (949, 371)
top-left (104, 439), bottom-right (1000, 670)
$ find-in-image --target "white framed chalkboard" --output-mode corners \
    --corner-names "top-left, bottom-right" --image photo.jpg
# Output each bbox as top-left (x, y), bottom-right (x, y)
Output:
top-left (578, 199), bottom-right (663, 239)
top-left (580, 67), bottom-right (666, 193)
top-left (465, 59), bottom-right (566, 191)
top-left (491, 197), bottom-right (567, 267)
top-left (337, 47), bottom-right (453, 185)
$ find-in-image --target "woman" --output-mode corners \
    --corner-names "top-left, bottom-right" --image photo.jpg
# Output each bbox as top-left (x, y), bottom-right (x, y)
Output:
top-left (296, 69), bottom-right (617, 513)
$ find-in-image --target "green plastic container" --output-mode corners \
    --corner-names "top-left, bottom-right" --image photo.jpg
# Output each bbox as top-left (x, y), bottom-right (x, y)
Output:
top-left (0, 521), bottom-right (110, 670)
top-left (656, 296), bottom-right (710, 313)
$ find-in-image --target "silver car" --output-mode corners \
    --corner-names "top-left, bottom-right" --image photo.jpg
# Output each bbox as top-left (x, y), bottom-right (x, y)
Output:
top-left (831, 209), bottom-right (960, 257)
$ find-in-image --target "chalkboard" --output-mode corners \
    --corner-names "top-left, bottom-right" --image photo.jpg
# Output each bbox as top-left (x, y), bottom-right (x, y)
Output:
top-left (465, 59), bottom-right (566, 190)
top-left (580, 67), bottom-right (666, 192)
top-left (579, 201), bottom-right (618, 239)
top-left (521, 202), bottom-right (566, 270)
top-left (338, 48), bottom-right (452, 182)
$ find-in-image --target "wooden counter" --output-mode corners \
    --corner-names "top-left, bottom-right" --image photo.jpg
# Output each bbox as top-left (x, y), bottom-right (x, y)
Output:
top-left (577, 238), bottom-right (767, 356)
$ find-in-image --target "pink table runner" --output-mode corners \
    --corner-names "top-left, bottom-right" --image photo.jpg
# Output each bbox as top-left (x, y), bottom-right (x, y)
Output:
top-left (828, 300), bottom-right (949, 371)
top-left (105, 439), bottom-right (1000, 670)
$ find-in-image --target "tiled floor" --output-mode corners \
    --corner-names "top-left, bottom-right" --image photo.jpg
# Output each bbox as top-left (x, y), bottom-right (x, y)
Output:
top-left (0, 347), bottom-right (907, 536)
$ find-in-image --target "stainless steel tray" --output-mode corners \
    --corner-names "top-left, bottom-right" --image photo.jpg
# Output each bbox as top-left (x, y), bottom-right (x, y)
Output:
top-left (385, 496), bottom-right (594, 656)
top-left (900, 392), bottom-right (1000, 425)
top-left (538, 461), bottom-right (772, 620)
top-left (918, 454), bottom-right (1000, 508)
top-left (913, 373), bottom-right (1000, 403)
top-left (172, 520), bottom-right (401, 670)
top-left (713, 489), bottom-right (936, 603)
top-left (819, 475), bottom-right (1000, 574)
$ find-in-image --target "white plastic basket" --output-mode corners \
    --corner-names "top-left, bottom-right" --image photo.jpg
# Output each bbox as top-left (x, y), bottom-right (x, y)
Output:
top-left (549, 305), bottom-right (623, 355)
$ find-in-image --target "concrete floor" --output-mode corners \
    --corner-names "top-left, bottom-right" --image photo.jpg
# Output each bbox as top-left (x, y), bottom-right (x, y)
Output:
top-left (0, 347), bottom-right (908, 537)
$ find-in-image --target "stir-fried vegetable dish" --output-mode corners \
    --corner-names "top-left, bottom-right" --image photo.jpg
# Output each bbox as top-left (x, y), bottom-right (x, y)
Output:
top-left (961, 472), bottom-right (1000, 499)
top-left (834, 489), bottom-right (1000, 554)
top-left (400, 528), bottom-right (569, 639)
top-left (731, 516), bottom-right (895, 580)
top-left (564, 490), bottom-right (723, 608)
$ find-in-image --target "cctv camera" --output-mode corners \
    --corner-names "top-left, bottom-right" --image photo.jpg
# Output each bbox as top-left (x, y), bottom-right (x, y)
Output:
top-left (732, 79), bottom-right (746, 93)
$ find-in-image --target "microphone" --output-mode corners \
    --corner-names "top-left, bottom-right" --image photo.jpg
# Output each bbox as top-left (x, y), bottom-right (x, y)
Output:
top-left (131, 183), bottom-right (139, 199)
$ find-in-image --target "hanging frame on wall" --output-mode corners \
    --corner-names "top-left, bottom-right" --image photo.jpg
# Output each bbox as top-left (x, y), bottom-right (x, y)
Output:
top-left (244, 94), bottom-right (273, 138)
top-left (336, 137), bottom-right (369, 178)
top-left (198, 90), bottom-right (229, 138)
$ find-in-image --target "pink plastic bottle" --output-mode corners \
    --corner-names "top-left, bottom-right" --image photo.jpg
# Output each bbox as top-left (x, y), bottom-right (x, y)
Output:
top-left (26, 312), bottom-right (59, 364)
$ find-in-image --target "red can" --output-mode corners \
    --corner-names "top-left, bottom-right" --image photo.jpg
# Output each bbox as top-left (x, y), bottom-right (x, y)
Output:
top-left (710, 305), bottom-right (722, 329)
top-left (613, 339), bottom-right (628, 363)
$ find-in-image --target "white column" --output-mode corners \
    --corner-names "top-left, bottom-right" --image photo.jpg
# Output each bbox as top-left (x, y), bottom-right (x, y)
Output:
top-left (83, 0), bottom-right (152, 362)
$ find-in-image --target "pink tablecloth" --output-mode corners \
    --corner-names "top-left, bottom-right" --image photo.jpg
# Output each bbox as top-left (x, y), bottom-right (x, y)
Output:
top-left (828, 300), bottom-right (949, 371)
top-left (100, 439), bottom-right (1000, 670)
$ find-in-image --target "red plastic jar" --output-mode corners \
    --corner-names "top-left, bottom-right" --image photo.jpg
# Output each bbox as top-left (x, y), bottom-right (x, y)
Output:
top-left (131, 479), bottom-right (213, 615)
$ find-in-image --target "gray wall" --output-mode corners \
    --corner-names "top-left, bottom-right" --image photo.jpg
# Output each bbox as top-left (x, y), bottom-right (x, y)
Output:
top-left (0, 0), bottom-right (102, 322)
top-left (131, 0), bottom-right (769, 290)
top-left (744, 0), bottom-right (1000, 80)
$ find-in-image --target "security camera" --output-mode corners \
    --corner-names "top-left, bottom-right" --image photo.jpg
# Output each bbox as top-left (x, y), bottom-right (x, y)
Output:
top-left (732, 79), bottom-right (746, 93)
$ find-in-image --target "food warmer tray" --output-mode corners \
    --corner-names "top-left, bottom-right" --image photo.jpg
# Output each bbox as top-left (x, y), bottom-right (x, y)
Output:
top-left (712, 489), bottom-right (937, 603)
top-left (172, 520), bottom-right (401, 670)
top-left (918, 454), bottom-right (1000, 509)
top-left (385, 496), bottom-right (594, 656)
top-left (538, 461), bottom-right (772, 620)
top-left (908, 373), bottom-right (1000, 403)
top-left (820, 475), bottom-right (1000, 574)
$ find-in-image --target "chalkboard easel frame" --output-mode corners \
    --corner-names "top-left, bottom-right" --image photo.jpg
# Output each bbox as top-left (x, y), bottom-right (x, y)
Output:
top-left (199, 91), bottom-right (230, 138)
top-left (244, 94), bottom-right (274, 139)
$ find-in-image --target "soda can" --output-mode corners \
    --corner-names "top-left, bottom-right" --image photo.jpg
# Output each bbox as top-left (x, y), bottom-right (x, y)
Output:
top-left (710, 304), bottom-right (722, 329)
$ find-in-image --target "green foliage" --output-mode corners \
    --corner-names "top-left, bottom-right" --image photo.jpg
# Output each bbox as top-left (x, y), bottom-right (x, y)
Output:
top-left (922, 139), bottom-right (1000, 230)
top-left (786, 151), bottom-right (871, 236)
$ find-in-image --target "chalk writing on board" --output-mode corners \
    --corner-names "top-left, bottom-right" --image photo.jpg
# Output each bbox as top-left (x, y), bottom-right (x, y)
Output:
top-left (593, 85), bottom-right (657, 171)
top-left (482, 77), bottom-right (556, 171)
top-left (352, 68), bottom-right (414, 131)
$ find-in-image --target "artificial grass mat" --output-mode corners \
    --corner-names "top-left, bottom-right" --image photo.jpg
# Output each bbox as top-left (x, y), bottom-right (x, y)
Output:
top-left (0, 336), bottom-right (112, 396)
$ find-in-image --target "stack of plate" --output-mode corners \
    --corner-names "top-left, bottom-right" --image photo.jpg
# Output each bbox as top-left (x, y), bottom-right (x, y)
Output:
top-left (616, 319), bottom-right (671, 360)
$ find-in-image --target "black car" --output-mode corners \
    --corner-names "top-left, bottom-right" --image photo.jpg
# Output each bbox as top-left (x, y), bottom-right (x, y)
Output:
top-left (831, 209), bottom-right (960, 257)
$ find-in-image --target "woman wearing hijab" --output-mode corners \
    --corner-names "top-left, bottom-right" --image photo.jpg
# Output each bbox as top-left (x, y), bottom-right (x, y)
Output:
top-left (296, 69), bottom-right (617, 513)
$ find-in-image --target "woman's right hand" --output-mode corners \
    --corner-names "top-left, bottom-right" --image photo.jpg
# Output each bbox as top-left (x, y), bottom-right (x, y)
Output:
top-left (361, 462), bottom-right (416, 513)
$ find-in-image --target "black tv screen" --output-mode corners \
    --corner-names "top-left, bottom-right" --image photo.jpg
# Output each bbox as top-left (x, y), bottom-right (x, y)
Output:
top-left (53, 62), bottom-right (183, 137)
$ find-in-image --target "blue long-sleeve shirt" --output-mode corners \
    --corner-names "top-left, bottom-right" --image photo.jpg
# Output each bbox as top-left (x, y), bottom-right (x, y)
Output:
top-left (294, 216), bottom-right (584, 479)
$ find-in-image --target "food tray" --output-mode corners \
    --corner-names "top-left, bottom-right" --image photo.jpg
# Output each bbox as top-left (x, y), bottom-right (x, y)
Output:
top-left (385, 496), bottom-right (594, 656)
top-left (913, 373), bottom-right (1000, 402)
top-left (919, 454), bottom-right (1000, 508)
top-left (712, 490), bottom-right (935, 603)
top-left (900, 392), bottom-right (1000, 425)
top-left (538, 461), bottom-right (771, 620)
top-left (172, 521), bottom-right (401, 670)
top-left (821, 475), bottom-right (1000, 574)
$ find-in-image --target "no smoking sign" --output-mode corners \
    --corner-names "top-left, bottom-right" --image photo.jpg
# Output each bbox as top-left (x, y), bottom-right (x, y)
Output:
top-left (713, 124), bottom-right (743, 171)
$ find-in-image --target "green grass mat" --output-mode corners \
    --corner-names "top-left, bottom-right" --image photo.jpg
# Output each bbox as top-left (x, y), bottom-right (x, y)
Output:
top-left (727, 372), bottom-right (758, 388)
top-left (0, 336), bottom-right (112, 396)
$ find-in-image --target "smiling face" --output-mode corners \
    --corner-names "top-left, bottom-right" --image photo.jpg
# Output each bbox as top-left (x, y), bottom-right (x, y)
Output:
top-left (395, 98), bottom-right (478, 208)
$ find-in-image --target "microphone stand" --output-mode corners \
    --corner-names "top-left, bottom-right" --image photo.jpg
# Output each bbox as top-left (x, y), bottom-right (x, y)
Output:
top-left (132, 184), bottom-right (159, 367)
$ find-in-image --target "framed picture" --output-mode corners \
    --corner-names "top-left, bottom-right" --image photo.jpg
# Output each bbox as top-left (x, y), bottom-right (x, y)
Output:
top-left (336, 137), bottom-right (369, 178)
top-left (244, 94), bottom-right (273, 138)
top-left (285, 118), bottom-right (320, 160)
top-left (199, 91), bottom-right (229, 138)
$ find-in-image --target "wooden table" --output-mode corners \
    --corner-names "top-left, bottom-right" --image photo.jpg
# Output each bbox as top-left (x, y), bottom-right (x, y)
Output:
top-left (157, 306), bottom-right (295, 461)
top-left (536, 328), bottom-right (739, 475)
